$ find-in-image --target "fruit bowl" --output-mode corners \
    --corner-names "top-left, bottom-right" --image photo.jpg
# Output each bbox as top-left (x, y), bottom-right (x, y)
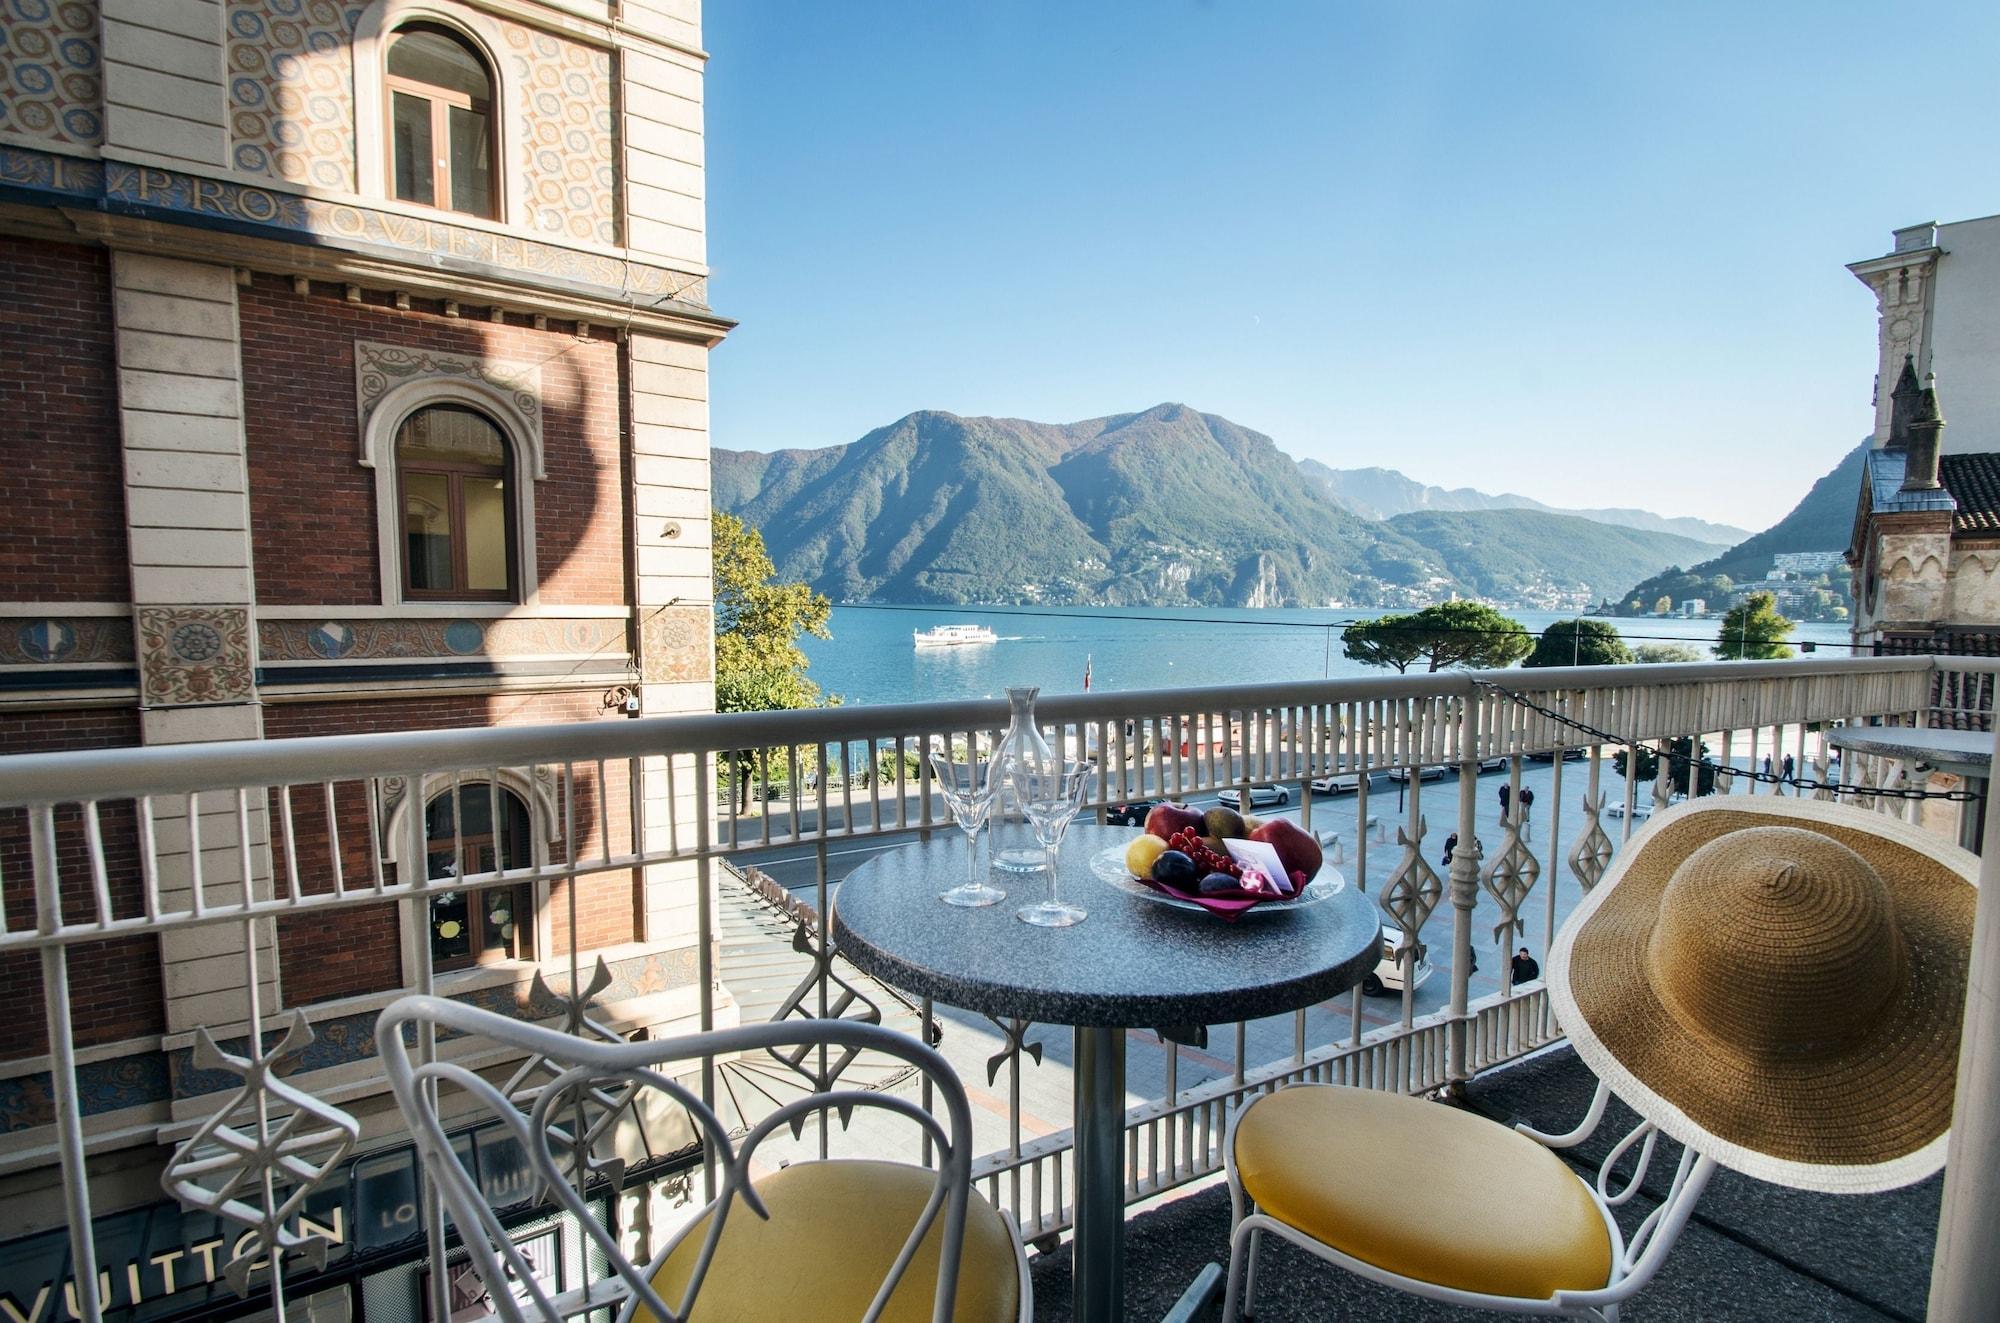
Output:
top-left (1089, 844), bottom-right (1343, 919)
top-left (1094, 801), bottom-right (1340, 920)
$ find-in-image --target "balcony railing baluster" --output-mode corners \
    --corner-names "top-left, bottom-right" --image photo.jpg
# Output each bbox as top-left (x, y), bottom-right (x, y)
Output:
top-left (2, 655), bottom-right (1982, 1289)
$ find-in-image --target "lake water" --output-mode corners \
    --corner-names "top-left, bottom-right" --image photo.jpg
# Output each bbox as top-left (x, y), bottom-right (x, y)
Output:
top-left (800, 605), bottom-right (1857, 707)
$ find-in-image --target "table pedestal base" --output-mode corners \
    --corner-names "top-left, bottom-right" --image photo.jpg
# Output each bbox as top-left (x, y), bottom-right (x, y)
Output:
top-left (1073, 1025), bottom-right (1126, 1323)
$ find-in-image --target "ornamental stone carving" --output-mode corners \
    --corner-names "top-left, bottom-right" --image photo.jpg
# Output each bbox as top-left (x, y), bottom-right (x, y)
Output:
top-left (1878, 531), bottom-right (1952, 625)
top-left (137, 607), bottom-right (255, 707)
top-left (355, 340), bottom-right (545, 476)
top-left (640, 605), bottom-right (713, 684)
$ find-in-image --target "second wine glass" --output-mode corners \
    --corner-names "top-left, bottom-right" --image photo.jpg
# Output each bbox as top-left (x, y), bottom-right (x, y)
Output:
top-left (928, 749), bottom-right (1004, 907)
top-left (1013, 756), bottom-right (1093, 927)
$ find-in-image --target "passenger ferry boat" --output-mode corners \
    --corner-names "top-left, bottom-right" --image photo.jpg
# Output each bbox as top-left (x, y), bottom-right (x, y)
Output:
top-left (913, 623), bottom-right (999, 648)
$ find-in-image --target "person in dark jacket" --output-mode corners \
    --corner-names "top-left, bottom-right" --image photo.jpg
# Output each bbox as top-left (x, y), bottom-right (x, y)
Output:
top-left (1511, 946), bottom-right (1541, 984)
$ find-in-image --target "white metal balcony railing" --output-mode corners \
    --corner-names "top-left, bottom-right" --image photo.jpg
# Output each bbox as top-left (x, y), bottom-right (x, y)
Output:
top-left (0, 653), bottom-right (1983, 1320)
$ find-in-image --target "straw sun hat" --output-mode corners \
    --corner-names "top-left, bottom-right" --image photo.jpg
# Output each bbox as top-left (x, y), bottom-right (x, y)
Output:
top-left (1549, 796), bottom-right (1977, 1194)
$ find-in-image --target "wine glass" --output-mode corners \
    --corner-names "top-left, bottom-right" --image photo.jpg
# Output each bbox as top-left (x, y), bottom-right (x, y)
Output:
top-left (1013, 756), bottom-right (1094, 927)
top-left (928, 749), bottom-right (1004, 907)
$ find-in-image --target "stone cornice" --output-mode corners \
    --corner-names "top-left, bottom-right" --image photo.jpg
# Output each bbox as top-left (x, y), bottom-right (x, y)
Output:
top-left (1848, 247), bottom-right (1942, 284)
top-left (0, 145), bottom-right (733, 343)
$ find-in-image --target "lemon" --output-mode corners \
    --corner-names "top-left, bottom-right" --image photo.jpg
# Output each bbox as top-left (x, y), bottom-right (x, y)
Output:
top-left (1124, 834), bottom-right (1169, 878)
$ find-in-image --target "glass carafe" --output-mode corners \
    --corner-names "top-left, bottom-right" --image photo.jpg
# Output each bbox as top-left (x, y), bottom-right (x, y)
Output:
top-left (992, 686), bottom-right (1053, 872)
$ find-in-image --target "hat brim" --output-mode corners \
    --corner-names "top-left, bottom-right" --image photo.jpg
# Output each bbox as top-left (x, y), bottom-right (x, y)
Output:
top-left (1549, 796), bottom-right (1977, 1194)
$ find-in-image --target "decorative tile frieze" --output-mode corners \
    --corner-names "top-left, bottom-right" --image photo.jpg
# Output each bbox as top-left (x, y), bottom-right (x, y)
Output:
top-left (0, 615), bottom-right (133, 665)
top-left (0, 145), bottom-right (712, 308)
top-left (0, 0), bottom-right (103, 147)
top-left (0, 1050), bottom-right (171, 1134)
top-left (640, 604), bottom-right (712, 683)
top-left (499, 18), bottom-right (617, 247)
top-left (225, 0), bottom-right (364, 190)
top-left (257, 615), bottom-right (629, 663)
top-left (137, 606), bottom-right (255, 707)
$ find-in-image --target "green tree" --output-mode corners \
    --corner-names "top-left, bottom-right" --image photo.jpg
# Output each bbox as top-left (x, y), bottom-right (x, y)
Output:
top-left (1343, 601), bottom-right (1532, 673)
top-left (1633, 642), bottom-right (1704, 664)
top-left (713, 513), bottom-right (835, 810)
top-left (1522, 619), bottom-right (1634, 669)
top-left (1340, 613), bottom-right (1426, 673)
top-left (1715, 592), bottom-right (1794, 660)
top-left (713, 511), bottom-right (834, 712)
top-left (1616, 737), bottom-right (1719, 797)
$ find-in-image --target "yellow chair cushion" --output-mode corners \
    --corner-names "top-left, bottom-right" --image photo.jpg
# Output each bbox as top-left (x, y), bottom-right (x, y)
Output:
top-left (643, 1159), bottom-right (1021, 1322)
top-left (1234, 1085), bottom-right (1612, 1301)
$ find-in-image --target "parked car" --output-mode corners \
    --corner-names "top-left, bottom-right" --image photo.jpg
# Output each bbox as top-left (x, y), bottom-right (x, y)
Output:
top-left (1527, 748), bottom-right (1589, 763)
top-left (1309, 771), bottom-right (1373, 796)
top-left (1105, 798), bottom-right (1162, 826)
top-left (1386, 765), bottom-right (1449, 784)
top-left (1363, 926), bottom-right (1433, 997)
top-left (1476, 755), bottom-right (1509, 774)
top-left (1218, 784), bottom-right (1290, 809)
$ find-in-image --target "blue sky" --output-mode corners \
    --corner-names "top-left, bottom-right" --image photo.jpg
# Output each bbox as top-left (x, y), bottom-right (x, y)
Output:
top-left (702, 2), bottom-right (2000, 531)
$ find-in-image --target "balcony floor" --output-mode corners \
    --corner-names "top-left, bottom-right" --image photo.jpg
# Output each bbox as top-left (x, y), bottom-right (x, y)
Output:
top-left (1028, 1045), bottom-right (1941, 1321)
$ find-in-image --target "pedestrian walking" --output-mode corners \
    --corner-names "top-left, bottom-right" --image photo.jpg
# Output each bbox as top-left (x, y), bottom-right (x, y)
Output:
top-left (1498, 783), bottom-right (1512, 816)
top-left (1519, 785), bottom-right (1536, 840)
top-left (1442, 832), bottom-right (1458, 866)
top-left (1511, 946), bottom-right (1541, 985)
top-left (1782, 754), bottom-right (1796, 792)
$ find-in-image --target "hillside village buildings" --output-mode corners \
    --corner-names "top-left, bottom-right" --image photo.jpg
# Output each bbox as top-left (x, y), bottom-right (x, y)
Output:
top-left (0, 0), bottom-right (725, 1311)
top-left (1847, 216), bottom-right (2000, 656)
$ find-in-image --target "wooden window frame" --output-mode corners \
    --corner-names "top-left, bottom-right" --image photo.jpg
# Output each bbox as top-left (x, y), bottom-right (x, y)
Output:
top-left (396, 412), bottom-right (518, 603)
top-left (384, 26), bottom-right (497, 220)
top-left (426, 787), bottom-right (536, 973)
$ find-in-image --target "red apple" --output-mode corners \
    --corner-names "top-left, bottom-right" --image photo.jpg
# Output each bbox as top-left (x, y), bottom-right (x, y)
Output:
top-left (1144, 802), bottom-right (1205, 842)
top-left (1250, 818), bottom-right (1323, 881)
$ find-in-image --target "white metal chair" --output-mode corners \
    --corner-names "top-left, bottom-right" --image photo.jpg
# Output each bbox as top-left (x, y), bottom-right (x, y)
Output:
top-left (379, 995), bottom-right (1032, 1323)
top-left (1220, 1080), bottom-right (1715, 1321)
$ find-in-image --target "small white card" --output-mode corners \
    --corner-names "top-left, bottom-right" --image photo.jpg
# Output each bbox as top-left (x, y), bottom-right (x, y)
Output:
top-left (1222, 838), bottom-right (1295, 895)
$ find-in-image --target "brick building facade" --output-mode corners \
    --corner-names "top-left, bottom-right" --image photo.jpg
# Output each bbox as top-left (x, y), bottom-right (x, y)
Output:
top-left (0, 0), bottom-right (727, 1309)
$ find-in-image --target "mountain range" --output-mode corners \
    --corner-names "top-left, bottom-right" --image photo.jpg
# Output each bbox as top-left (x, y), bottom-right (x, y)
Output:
top-left (1296, 461), bottom-right (1750, 545)
top-left (1614, 440), bottom-right (1867, 614)
top-left (713, 405), bottom-right (1725, 610)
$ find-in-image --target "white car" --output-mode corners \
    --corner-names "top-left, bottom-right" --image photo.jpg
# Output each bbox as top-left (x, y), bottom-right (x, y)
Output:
top-left (1309, 771), bottom-right (1373, 795)
top-left (1218, 783), bottom-right (1290, 809)
top-left (1386, 765), bottom-right (1449, 784)
top-left (1363, 926), bottom-right (1433, 997)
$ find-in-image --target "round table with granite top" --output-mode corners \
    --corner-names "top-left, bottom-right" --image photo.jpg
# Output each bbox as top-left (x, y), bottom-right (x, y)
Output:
top-left (830, 824), bottom-right (1381, 1323)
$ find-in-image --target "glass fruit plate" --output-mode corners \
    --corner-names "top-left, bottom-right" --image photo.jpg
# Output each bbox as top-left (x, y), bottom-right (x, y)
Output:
top-left (1088, 844), bottom-right (1344, 917)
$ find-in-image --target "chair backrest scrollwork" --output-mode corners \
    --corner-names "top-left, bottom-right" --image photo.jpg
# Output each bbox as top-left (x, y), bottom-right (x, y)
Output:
top-left (379, 996), bottom-right (977, 1323)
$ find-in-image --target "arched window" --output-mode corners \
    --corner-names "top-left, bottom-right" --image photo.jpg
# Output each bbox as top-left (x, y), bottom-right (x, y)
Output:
top-left (397, 404), bottom-right (515, 600)
top-left (385, 22), bottom-right (496, 218)
top-left (425, 783), bottom-right (534, 971)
